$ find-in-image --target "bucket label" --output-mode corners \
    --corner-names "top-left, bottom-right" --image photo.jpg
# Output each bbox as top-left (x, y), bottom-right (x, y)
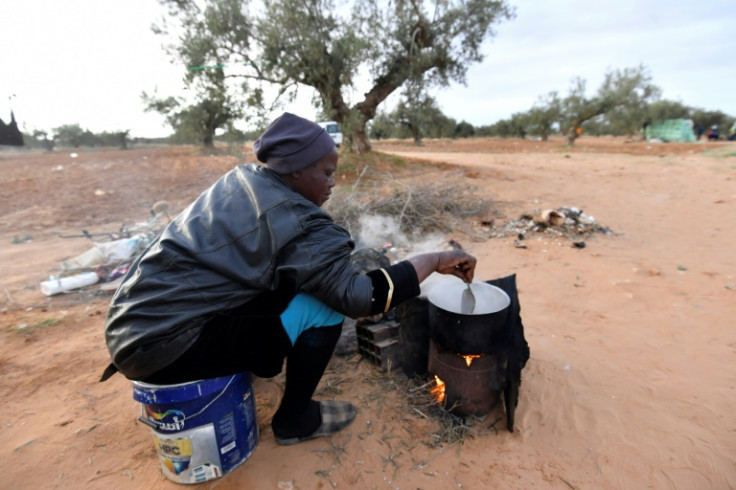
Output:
top-left (145, 405), bottom-right (186, 431)
top-left (154, 437), bottom-right (192, 475)
top-left (151, 424), bottom-right (223, 484)
top-left (133, 373), bottom-right (259, 484)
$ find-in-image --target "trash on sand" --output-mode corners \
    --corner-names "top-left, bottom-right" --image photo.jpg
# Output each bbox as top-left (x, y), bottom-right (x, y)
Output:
top-left (43, 205), bottom-right (170, 297)
top-left (60, 236), bottom-right (145, 271)
top-left (535, 209), bottom-right (566, 227)
top-left (11, 234), bottom-right (33, 244)
top-left (40, 272), bottom-right (99, 296)
top-left (152, 200), bottom-right (172, 222)
top-left (489, 205), bottom-right (612, 243)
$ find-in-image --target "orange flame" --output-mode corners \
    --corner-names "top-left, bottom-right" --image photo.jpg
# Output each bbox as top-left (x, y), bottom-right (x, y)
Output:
top-left (462, 354), bottom-right (483, 367)
top-left (431, 375), bottom-right (445, 403)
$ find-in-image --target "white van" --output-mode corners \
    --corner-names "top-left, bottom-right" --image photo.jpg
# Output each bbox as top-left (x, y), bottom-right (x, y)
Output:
top-left (317, 121), bottom-right (343, 147)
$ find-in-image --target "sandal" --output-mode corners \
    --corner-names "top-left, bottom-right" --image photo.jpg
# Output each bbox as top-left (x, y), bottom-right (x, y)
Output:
top-left (274, 400), bottom-right (356, 446)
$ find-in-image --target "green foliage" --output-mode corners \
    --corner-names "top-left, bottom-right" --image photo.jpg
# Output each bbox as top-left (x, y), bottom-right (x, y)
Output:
top-left (480, 112), bottom-right (527, 138)
top-left (53, 125), bottom-right (131, 149)
top-left (487, 65), bottom-right (680, 145)
top-left (393, 85), bottom-right (457, 143)
top-left (54, 124), bottom-right (85, 148)
top-left (525, 92), bottom-right (561, 141)
top-left (645, 100), bottom-right (690, 127)
top-left (366, 96), bottom-right (459, 142)
top-left (454, 121), bottom-right (475, 138)
top-left (30, 130), bottom-right (55, 151)
top-left (143, 1), bottom-right (249, 148)
top-left (597, 65), bottom-right (660, 136)
top-left (368, 111), bottom-right (396, 140)
top-left (157, 0), bottom-right (514, 152)
top-left (23, 127), bottom-right (152, 150)
top-left (691, 108), bottom-right (734, 135)
top-left (141, 73), bottom-right (242, 148)
top-left (558, 77), bottom-right (609, 143)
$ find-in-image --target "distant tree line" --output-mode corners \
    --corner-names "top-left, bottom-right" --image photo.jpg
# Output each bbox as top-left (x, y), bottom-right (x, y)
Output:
top-left (370, 65), bottom-right (735, 145)
top-left (472, 66), bottom-right (735, 145)
top-left (18, 124), bottom-right (175, 151)
top-left (369, 95), bottom-right (476, 143)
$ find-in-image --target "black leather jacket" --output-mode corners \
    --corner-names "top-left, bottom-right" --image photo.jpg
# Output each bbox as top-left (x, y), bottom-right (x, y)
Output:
top-left (105, 164), bottom-right (376, 379)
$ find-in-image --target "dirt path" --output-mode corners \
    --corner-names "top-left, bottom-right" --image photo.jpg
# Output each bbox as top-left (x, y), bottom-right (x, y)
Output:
top-left (380, 147), bottom-right (736, 488)
top-left (1, 139), bottom-right (735, 489)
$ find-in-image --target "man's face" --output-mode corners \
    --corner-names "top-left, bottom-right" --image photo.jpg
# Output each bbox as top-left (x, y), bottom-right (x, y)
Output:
top-left (287, 148), bottom-right (338, 207)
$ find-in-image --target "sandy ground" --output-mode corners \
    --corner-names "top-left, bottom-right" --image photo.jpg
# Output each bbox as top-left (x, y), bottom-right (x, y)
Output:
top-left (1, 137), bottom-right (735, 489)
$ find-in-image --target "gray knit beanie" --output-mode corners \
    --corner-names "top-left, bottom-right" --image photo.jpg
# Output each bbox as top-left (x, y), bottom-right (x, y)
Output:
top-left (253, 113), bottom-right (336, 174)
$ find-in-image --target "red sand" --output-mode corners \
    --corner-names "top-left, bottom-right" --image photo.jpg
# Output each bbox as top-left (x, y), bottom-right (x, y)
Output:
top-left (1, 137), bottom-right (734, 489)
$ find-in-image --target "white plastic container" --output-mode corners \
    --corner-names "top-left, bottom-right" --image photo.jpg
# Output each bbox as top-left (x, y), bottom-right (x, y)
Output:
top-left (40, 272), bottom-right (99, 296)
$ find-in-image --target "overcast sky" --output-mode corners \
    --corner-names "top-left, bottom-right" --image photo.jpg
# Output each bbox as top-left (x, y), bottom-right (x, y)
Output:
top-left (2, 0), bottom-right (734, 138)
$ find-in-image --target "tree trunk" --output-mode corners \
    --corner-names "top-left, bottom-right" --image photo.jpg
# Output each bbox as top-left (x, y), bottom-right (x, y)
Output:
top-left (641, 122), bottom-right (650, 141)
top-left (203, 134), bottom-right (214, 148)
top-left (350, 126), bottom-right (372, 153)
top-left (566, 118), bottom-right (583, 146)
top-left (409, 124), bottom-right (422, 145)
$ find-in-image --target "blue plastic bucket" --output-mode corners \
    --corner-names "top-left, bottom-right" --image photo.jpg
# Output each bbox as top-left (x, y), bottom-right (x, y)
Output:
top-left (132, 372), bottom-right (258, 484)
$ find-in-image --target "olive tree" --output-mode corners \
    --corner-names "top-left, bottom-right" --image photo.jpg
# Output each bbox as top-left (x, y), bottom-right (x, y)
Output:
top-left (598, 65), bottom-right (660, 138)
top-left (53, 124), bottom-right (86, 148)
top-left (393, 82), bottom-right (456, 143)
top-left (691, 108), bottom-right (733, 136)
top-left (155, 0), bottom-right (514, 152)
top-left (368, 110), bottom-right (397, 140)
top-left (142, 69), bottom-right (242, 147)
top-left (561, 66), bottom-right (659, 145)
top-left (525, 92), bottom-right (561, 141)
top-left (646, 99), bottom-right (691, 123)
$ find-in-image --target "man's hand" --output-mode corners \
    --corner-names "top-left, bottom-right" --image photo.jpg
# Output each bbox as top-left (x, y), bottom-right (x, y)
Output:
top-left (435, 250), bottom-right (476, 283)
top-left (408, 250), bottom-right (477, 284)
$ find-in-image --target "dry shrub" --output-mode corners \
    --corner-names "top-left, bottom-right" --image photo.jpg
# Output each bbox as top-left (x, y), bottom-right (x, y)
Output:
top-left (326, 171), bottom-right (495, 238)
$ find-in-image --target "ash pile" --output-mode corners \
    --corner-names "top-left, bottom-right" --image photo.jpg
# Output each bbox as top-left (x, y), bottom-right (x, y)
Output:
top-left (489, 206), bottom-right (612, 242)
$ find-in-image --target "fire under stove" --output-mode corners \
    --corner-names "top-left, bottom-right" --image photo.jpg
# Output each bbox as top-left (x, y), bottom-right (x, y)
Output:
top-left (427, 339), bottom-right (506, 417)
top-left (396, 275), bottom-right (530, 432)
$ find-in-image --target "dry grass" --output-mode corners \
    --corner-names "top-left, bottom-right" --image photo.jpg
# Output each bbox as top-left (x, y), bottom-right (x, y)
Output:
top-left (332, 353), bottom-right (505, 450)
top-left (401, 374), bottom-right (504, 447)
top-left (326, 170), bottom-right (497, 240)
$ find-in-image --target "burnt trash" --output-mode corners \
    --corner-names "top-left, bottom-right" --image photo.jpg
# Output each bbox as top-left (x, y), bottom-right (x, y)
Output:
top-left (490, 205), bottom-right (612, 243)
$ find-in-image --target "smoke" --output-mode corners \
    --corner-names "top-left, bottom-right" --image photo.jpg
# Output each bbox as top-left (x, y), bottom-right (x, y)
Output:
top-left (354, 214), bottom-right (449, 258)
top-left (355, 215), bottom-right (407, 249)
top-left (352, 213), bottom-right (462, 297)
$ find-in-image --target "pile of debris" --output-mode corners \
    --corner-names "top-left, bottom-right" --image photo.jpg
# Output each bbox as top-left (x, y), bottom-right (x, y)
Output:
top-left (40, 202), bottom-right (171, 297)
top-left (487, 206), bottom-right (612, 244)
